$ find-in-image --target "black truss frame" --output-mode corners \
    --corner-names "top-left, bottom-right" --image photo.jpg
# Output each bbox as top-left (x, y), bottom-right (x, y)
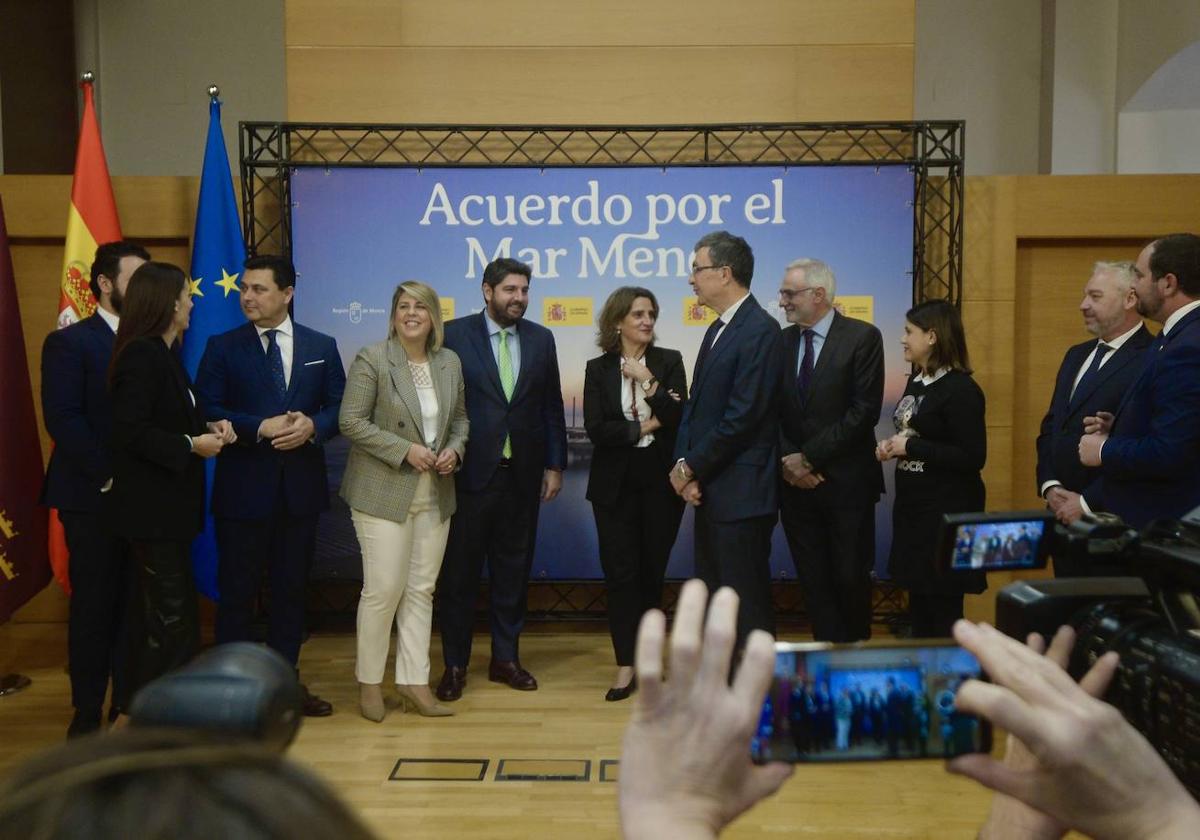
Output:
top-left (242, 121), bottom-right (962, 625)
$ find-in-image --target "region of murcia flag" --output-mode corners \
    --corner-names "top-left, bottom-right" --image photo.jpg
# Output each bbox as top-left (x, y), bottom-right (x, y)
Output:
top-left (542, 297), bottom-right (593, 326)
top-left (835, 295), bottom-right (875, 324)
top-left (682, 296), bottom-right (717, 326)
top-left (440, 297), bottom-right (455, 323)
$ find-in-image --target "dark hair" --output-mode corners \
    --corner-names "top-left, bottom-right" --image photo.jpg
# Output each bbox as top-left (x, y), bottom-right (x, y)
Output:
top-left (0, 729), bottom-right (377, 840)
top-left (596, 286), bottom-right (659, 354)
top-left (109, 262), bottom-right (187, 382)
top-left (90, 241), bottom-right (151, 300)
top-left (905, 299), bottom-right (972, 374)
top-left (481, 257), bottom-right (532, 290)
top-left (694, 231), bottom-right (754, 288)
top-left (1149, 233), bottom-right (1200, 297)
top-left (243, 254), bottom-right (296, 290)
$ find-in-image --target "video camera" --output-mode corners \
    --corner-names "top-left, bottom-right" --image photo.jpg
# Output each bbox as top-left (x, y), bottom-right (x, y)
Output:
top-left (981, 506), bottom-right (1200, 798)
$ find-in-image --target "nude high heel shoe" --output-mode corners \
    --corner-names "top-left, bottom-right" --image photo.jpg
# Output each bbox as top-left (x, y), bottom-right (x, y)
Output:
top-left (396, 684), bottom-right (454, 717)
top-left (359, 682), bottom-right (386, 722)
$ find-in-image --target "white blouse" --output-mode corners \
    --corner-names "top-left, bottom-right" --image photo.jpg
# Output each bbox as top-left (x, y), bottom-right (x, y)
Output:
top-left (619, 356), bottom-right (655, 448)
top-left (408, 360), bottom-right (440, 448)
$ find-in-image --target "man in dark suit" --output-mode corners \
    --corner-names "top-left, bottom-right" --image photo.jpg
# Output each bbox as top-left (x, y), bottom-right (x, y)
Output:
top-left (1079, 234), bottom-right (1200, 528)
top-left (670, 231), bottom-right (783, 642)
top-left (776, 258), bottom-right (884, 642)
top-left (194, 254), bottom-right (345, 716)
top-left (1035, 260), bottom-right (1151, 544)
top-left (41, 240), bottom-right (148, 737)
top-left (435, 257), bottom-right (567, 700)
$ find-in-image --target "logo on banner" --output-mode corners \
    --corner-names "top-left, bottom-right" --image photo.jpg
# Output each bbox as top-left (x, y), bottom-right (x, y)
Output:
top-left (682, 297), bottom-right (717, 326)
top-left (542, 297), bottom-right (593, 326)
top-left (440, 297), bottom-right (455, 322)
top-left (333, 301), bottom-right (385, 323)
top-left (835, 295), bottom-right (875, 324)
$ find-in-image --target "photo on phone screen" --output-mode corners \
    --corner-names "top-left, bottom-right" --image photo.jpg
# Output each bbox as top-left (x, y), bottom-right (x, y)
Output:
top-left (751, 643), bottom-right (991, 763)
top-left (940, 511), bottom-right (1053, 572)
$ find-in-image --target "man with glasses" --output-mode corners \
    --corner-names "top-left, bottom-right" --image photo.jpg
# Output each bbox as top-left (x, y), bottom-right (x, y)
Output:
top-left (776, 258), bottom-right (884, 642)
top-left (670, 231), bottom-right (783, 642)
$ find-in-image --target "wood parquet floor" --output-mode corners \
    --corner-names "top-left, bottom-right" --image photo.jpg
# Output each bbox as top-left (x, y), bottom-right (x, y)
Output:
top-left (1, 622), bottom-right (1005, 839)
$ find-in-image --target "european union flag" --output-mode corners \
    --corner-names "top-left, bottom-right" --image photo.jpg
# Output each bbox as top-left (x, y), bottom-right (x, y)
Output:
top-left (183, 96), bottom-right (246, 601)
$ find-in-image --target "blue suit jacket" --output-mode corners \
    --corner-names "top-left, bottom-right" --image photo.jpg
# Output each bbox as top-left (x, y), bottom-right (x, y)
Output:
top-left (40, 314), bottom-right (116, 513)
top-left (443, 312), bottom-right (567, 494)
top-left (675, 294), bottom-right (784, 523)
top-left (194, 321), bottom-right (345, 520)
top-left (1035, 325), bottom-right (1153, 497)
top-left (1084, 307), bottom-right (1200, 527)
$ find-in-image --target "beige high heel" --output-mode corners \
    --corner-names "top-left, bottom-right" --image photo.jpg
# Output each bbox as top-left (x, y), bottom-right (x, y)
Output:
top-left (359, 682), bottom-right (386, 722)
top-left (396, 684), bottom-right (454, 717)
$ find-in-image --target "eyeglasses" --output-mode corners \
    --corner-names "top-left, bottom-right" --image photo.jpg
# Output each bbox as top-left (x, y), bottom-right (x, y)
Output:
top-left (778, 287), bottom-right (817, 299)
top-left (690, 264), bottom-right (727, 277)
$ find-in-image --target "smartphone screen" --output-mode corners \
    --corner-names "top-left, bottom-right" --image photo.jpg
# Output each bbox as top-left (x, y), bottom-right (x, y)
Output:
top-left (941, 512), bottom-right (1052, 572)
top-left (751, 642), bottom-right (991, 763)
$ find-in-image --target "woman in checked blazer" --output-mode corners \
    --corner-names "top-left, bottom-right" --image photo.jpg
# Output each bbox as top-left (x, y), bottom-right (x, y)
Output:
top-left (339, 281), bottom-right (468, 722)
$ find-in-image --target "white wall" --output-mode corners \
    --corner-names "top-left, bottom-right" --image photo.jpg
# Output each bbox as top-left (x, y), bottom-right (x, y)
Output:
top-left (1048, 0), bottom-right (1118, 173)
top-left (1118, 108), bottom-right (1200, 173)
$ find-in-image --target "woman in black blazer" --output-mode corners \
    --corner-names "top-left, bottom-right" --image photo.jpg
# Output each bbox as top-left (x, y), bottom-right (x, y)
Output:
top-left (584, 287), bottom-right (687, 701)
top-left (876, 300), bottom-right (986, 637)
top-left (108, 262), bottom-right (234, 698)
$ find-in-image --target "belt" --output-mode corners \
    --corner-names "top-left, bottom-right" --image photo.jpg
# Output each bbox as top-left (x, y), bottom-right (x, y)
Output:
top-left (498, 457), bottom-right (513, 468)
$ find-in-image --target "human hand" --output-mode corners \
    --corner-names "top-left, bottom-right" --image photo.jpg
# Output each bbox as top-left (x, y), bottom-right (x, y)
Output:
top-left (1077, 433), bottom-right (1106, 468)
top-left (670, 462), bottom-right (693, 494)
top-left (794, 472), bottom-right (825, 489)
top-left (1082, 411), bottom-right (1114, 435)
top-left (190, 433), bottom-right (224, 458)
top-left (948, 621), bottom-right (1200, 840)
top-left (272, 412), bottom-right (316, 450)
top-left (207, 419), bottom-right (237, 445)
top-left (405, 444), bottom-right (437, 472)
top-left (258, 414), bottom-right (291, 439)
top-left (875, 439), bottom-right (895, 462)
top-left (780, 453), bottom-right (824, 488)
top-left (640, 416), bottom-right (663, 436)
top-left (541, 468), bottom-right (563, 502)
top-left (680, 480), bottom-right (702, 506)
top-left (666, 388), bottom-right (683, 402)
top-left (434, 448), bottom-right (459, 475)
top-left (885, 434), bottom-right (909, 457)
top-left (1044, 486), bottom-right (1067, 514)
top-left (621, 357), bottom-right (653, 384)
top-left (619, 580), bottom-right (793, 840)
top-left (1054, 490), bottom-right (1084, 525)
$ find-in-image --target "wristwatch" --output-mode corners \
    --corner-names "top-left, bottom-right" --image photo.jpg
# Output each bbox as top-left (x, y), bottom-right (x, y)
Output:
top-left (641, 377), bottom-right (657, 393)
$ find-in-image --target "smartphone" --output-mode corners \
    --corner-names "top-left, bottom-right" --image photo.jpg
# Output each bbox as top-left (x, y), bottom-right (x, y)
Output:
top-left (939, 510), bottom-right (1054, 572)
top-left (750, 641), bottom-right (991, 763)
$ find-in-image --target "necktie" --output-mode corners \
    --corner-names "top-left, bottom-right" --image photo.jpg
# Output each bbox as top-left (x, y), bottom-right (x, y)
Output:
top-left (265, 329), bottom-right (287, 400)
top-left (694, 318), bottom-right (724, 379)
top-left (1069, 341), bottom-right (1112, 406)
top-left (797, 328), bottom-right (816, 396)
top-left (498, 328), bottom-right (515, 458)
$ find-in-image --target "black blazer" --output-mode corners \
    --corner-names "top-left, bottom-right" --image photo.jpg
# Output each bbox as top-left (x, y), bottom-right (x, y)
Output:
top-left (779, 312), bottom-right (885, 505)
top-left (1034, 325), bottom-right (1153, 496)
top-left (40, 314), bottom-right (117, 513)
top-left (584, 346), bottom-right (688, 506)
top-left (107, 336), bottom-right (207, 541)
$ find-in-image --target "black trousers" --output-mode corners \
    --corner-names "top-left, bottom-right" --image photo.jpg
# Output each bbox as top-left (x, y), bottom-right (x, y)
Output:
top-left (592, 448), bottom-right (684, 665)
top-left (214, 512), bottom-right (318, 666)
top-left (437, 465), bottom-right (539, 667)
top-left (908, 591), bottom-right (963, 638)
top-left (780, 485), bottom-right (876, 642)
top-left (60, 511), bottom-right (137, 714)
top-left (693, 508), bottom-right (776, 643)
top-left (129, 540), bottom-right (199, 694)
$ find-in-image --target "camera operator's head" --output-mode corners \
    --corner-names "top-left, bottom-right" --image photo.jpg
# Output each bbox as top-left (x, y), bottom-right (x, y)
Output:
top-left (1133, 233), bottom-right (1200, 323)
top-left (0, 729), bottom-right (377, 840)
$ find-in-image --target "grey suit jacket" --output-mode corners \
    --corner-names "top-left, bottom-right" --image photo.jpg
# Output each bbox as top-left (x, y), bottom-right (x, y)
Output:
top-left (338, 339), bottom-right (469, 523)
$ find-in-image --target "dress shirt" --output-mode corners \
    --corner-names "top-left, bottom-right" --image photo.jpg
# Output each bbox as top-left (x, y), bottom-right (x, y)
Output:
top-left (1162, 299), bottom-right (1200, 337)
top-left (96, 305), bottom-right (119, 334)
top-left (255, 316), bottom-right (294, 387)
top-left (619, 355), bottom-right (655, 448)
top-left (795, 306), bottom-right (835, 376)
top-left (1069, 321), bottom-right (1144, 397)
top-left (710, 292), bottom-right (750, 349)
top-left (484, 311), bottom-right (522, 382)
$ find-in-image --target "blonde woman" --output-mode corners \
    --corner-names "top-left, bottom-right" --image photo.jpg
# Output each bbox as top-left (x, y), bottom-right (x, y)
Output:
top-left (339, 281), bottom-right (468, 722)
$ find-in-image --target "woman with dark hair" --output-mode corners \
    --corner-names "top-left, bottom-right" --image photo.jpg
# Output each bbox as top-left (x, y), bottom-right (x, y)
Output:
top-left (584, 286), bottom-right (687, 701)
top-left (108, 262), bottom-right (234, 697)
top-left (876, 299), bottom-right (986, 637)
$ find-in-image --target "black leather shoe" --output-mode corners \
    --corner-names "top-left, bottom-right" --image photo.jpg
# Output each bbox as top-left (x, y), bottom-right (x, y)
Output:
top-left (67, 709), bottom-right (102, 739)
top-left (488, 659), bottom-right (538, 691)
top-left (436, 666), bottom-right (468, 701)
top-left (300, 684), bottom-right (333, 717)
top-left (605, 676), bottom-right (637, 702)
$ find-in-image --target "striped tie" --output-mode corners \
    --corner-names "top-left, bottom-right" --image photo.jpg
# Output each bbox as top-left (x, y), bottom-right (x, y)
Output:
top-left (498, 328), bottom-right (515, 458)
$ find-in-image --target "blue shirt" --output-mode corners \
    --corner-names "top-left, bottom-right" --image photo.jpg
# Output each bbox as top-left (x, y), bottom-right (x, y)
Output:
top-left (795, 307), bottom-right (836, 376)
top-left (484, 311), bottom-right (522, 381)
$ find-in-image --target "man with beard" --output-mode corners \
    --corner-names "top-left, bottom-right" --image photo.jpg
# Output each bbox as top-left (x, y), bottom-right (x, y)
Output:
top-left (435, 257), bottom-right (567, 701)
top-left (1079, 234), bottom-right (1200, 527)
top-left (41, 240), bottom-right (149, 736)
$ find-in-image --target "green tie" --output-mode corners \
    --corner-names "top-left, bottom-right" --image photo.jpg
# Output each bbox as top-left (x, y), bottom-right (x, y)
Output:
top-left (498, 328), bottom-right (515, 458)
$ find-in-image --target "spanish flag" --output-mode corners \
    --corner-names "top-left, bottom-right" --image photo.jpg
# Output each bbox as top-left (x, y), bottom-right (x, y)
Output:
top-left (48, 74), bottom-right (123, 592)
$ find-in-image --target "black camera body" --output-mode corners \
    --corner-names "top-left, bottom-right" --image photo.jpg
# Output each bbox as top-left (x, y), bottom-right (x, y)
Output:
top-left (994, 509), bottom-right (1200, 798)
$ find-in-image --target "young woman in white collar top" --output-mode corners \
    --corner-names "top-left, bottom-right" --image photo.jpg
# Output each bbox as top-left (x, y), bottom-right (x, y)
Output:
top-left (876, 300), bottom-right (987, 637)
top-left (339, 281), bottom-right (468, 722)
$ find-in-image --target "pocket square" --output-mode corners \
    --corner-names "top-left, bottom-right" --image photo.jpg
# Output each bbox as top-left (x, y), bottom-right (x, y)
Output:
top-left (303, 359), bottom-right (325, 366)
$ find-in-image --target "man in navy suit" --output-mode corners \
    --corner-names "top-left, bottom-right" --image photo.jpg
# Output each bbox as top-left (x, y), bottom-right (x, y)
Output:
top-left (194, 254), bottom-right (345, 716)
top-left (670, 231), bottom-right (784, 642)
top-left (1035, 261), bottom-right (1151, 550)
top-left (40, 240), bottom-right (148, 736)
top-left (435, 257), bottom-right (567, 701)
top-left (776, 258), bottom-right (884, 642)
top-left (1078, 234), bottom-right (1200, 528)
